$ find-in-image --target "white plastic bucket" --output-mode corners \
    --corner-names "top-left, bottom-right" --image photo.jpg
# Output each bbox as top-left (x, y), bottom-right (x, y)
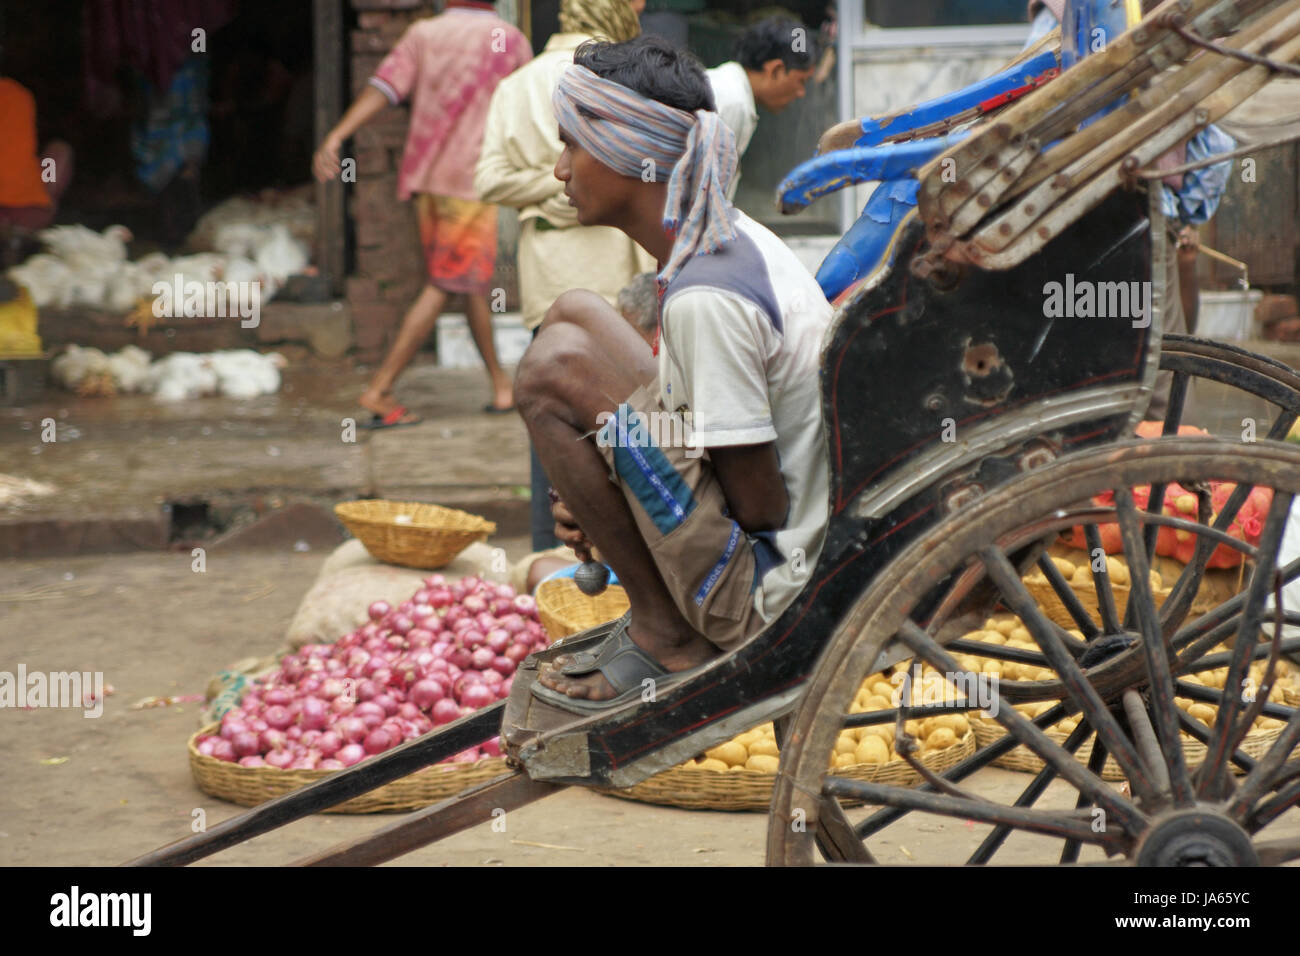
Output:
top-left (1197, 290), bottom-right (1262, 341)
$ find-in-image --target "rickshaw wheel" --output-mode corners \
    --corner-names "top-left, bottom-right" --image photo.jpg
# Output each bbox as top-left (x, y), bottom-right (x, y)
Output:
top-left (767, 438), bottom-right (1300, 866)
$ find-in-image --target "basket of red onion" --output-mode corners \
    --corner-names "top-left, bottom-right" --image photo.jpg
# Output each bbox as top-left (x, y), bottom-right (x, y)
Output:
top-left (189, 574), bottom-right (549, 812)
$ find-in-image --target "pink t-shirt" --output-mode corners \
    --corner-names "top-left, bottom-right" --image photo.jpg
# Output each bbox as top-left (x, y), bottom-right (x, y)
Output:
top-left (370, 10), bottom-right (531, 201)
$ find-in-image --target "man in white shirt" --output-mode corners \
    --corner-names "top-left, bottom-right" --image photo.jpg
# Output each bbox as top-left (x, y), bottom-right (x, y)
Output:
top-left (515, 36), bottom-right (832, 712)
top-left (706, 16), bottom-right (816, 196)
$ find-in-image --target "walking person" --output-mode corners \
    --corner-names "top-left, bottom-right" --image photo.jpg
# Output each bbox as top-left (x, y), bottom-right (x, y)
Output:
top-left (474, 0), bottom-right (649, 547)
top-left (314, 1), bottom-right (531, 427)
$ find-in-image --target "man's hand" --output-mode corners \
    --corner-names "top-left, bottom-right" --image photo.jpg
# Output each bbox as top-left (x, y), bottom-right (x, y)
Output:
top-left (552, 496), bottom-right (594, 563)
top-left (313, 134), bottom-right (343, 183)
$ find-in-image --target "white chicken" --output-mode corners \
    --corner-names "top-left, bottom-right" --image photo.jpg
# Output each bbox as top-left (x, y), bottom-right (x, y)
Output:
top-left (207, 349), bottom-right (286, 399)
top-left (50, 344), bottom-right (110, 390)
top-left (105, 345), bottom-right (153, 393)
top-left (37, 224), bottom-right (131, 270)
top-left (6, 253), bottom-right (72, 308)
top-left (144, 352), bottom-right (220, 402)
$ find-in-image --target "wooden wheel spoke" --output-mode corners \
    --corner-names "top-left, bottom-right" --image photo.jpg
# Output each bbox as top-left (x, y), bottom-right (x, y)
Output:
top-left (1250, 781), bottom-right (1300, 834)
top-left (1264, 409), bottom-right (1299, 442)
top-left (1225, 704), bottom-right (1300, 821)
top-left (1170, 557), bottom-right (1300, 653)
top-left (1202, 492), bottom-right (1296, 798)
top-left (1177, 709), bottom-right (1257, 777)
top-left (1060, 733), bottom-right (1109, 864)
top-left (946, 638), bottom-right (1049, 666)
top-left (1161, 483), bottom-right (1254, 634)
top-left (843, 697), bottom-right (989, 728)
top-left (1175, 680), bottom-right (1296, 722)
top-left (824, 776), bottom-right (1117, 851)
top-left (1082, 524), bottom-right (1123, 634)
top-left (854, 702), bottom-right (1077, 840)
top-left (813, 794), bottom-right (876, 864)
top-left (895, 618), bottom-right (1147, 834)
top-left (1113, 488), bottom-right (1195, 805)
top-left (1181, 633), bottom-right (1300, 674)
top-left (1035, 553), bottom-right (1100, 639)
top-left (978, 548), bottom-right (1158, 802)
top-left (968, 718), bottom-right (1092, 865)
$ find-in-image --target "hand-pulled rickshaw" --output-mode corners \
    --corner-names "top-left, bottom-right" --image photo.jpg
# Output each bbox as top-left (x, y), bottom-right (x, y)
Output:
top-left (132, 0), bottom-right (1300, 867)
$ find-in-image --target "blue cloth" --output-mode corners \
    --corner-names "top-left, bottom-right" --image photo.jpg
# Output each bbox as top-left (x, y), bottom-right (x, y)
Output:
top-left (131, 56), bottom-right (210, 193)
top-left (1160, 125), bottom-right (1236, 225)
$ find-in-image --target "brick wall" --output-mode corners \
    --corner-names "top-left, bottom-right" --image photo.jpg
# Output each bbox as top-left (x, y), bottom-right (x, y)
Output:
top-left (345, 0), bottom-right (521, 363)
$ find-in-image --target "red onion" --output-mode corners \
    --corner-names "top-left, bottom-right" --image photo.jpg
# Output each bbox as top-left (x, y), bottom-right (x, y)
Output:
top-left (368, 600), bottom-right (392, 622)
top-left (317, 678), bottom-right (344, 700)
top-left (337, 743), bottom-right (365, 767)
top-left (452, 748), bottom-right (480, 763)
top-left (432, 698), bottom-right (461, 725)
top-left (513, 595), bottom-right (537, 615)
top-left (370, 667), bottom-right (393, 688)
top-left (286, 725), bottom-right (303, 741)
top-left (461, 575), bottom-right (482, 592)
top-left (492, 655), bottom-right (517, 676)
top-left (197, 737), bottom-right (218, 757)
top-left (410, 680), bottom-right (444, 710)
top-left (451, 617), bottom-right (475, 634)
top-left (301, 730), bottom-right (322, 748)
top-left (248, 717), bottom-right (269, 734)
top-left (460, 683), bottom-right (496, 710)
top-left (486, 629), bottom-right (512, 654)
top-left (239, 755), bottom-right (266, 768)
top-left (463, 595), bottom-right (487, 615)
top-left (265, 749), bottom-right (294, 769)
top-left (347, 649), bottom-right (370, 672)
top-left (281, 656), bottom-right (305, 682)
top-left (490, 597), bottom-right (514, 617)
top-left (301, 696), bottom-right (328, 731)
top-left (259, 728), bottom-right (287, 752)
top-left (360, 712), bottom-right (383, 730)
top-left (412, 588), bottom-right (432, 605)
top-left (386, 634), bottom-right (407, 652)
top-left (363, 729), bottom-right (394, 755)
top-left (263, 687), bottom-right (292, 707)
top-left (211, 739), bottom-right (236, 762)
top-left (425, 573), bottom-right (447, 587)
top-left (407, 628), bottom-right (435, 648)
top-left (336, 716), bottom-right (367, 743)
top-left (397, 701), bottom-right (421, 720)
top-left (470, 647), bottom-right (495, 671)
top-left (482, 736), bottom-right (502, 757)
top-left (289, 755), bottom-right (319, 770)
top-left (330, 696), bottom-right (355, 716)
top-left (504, 642), bottom-right (531, 663)
top-left (373, 693), bottom-right (399, 717)
top-left (317, 731), bottom-right (342, 757)
top-left (449, 646), bottom-right (473, 670)
top-left (429, 588), bottom-right (453, 609)
top-left (481, 668), bottom-right (504, 688)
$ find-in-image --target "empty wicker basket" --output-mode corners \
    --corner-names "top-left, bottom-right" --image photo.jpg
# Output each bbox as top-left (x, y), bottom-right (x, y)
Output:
top-left (334, 500), bottom-right (495, 570)
top-left (536, 576), bottom-right (630, 641)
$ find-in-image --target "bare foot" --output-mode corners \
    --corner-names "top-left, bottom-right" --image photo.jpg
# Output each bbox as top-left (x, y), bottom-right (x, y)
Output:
top-left (488, 382), bottom-right (514, 412)
top-left (360, 387), bottom-right (407, 418)
top-left (537, 621), bottom-right (717, 701)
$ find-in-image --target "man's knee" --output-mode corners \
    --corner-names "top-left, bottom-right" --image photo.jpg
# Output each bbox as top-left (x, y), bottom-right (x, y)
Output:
top-left (516, 319), bottom-right (594, 415)
top-left (538, 289), bottom-right (614, 334)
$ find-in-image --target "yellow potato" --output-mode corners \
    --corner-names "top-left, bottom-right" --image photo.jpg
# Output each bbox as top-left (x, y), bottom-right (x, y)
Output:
top-left (748, 737), bottom-right (780, 758)
top-left (727, 763), bottom-right (748, 771)
top-left (1174, 493), bottom-right (1197, 514)
top-left (861, 724), bottom-right (893, 744)
top-left (1181, 673), bottom-right (1203, 686)
top-left (707, 741), bottom-right (749, 767)
top-left (1149, 570), bottom-right (1162, 590)
top-left (1001, 662), bottom-right (1020, 681)
top-left (923, 727), bottom-right (958, 751)
top-left (1257, 717), bottom-right (1286, 730)
top-left (735, 730), bottom-right (763, 747)
top-left (866, 695), bottom-right (893, 711)
top-left (980, 632), bottom-right (1008, 646)
top-left (871, 681), bottom-right (897, 700)
top-left (1051, 557), bottom-right (1077, 578)
top-left (1010, 627), bottom-right (1032, 643)
top-left (995, 619), bottom-right (1017, 636)
top-left (981, 660), bottom-right (1003, 678)
top-left (854, 736), bottom-right (890, 765)
top-left (835, 734), bottom-right (858, 756)
top-left (1106, 557), bottom-right (1130, 585)
top-left (933, 714), bottom-right (970, 736)
top-left (695, 758), bottom-right (729, 772)
top-left (759, 723), bottom-right (776, 737)
top-left (918, 718), bottom-right (938, 739)
top-left (745, 754), bottom-right (780, 773)
top-left (1071, 566), bottom-right (1094, 587)
top-left (833, 752), bottom-right (859, 769)
top-left (1188, 703), bottom-right (1217, 725)
top-left (904, 719), bottom-right (923, 737)
top-left (1175, 697), bottom-right (1192, 711)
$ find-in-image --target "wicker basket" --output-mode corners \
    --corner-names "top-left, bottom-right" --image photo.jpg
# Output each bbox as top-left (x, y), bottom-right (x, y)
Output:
top-left (970, 715), bottom-right (1290, 780)
top-left (188, 724), bottom-right (508, 813)
top-left (536, 577), bottom-right (630, 642)
top-left (1285, 684), bottom-right (1299, 708)
top-left (602, 730), bottom-right (976, 812)
top-left (333, 500), bottom-right (495, 570)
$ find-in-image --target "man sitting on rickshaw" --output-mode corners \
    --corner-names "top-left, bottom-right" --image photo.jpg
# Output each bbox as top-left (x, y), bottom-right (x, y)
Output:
top-left (515, 36), bottom-right (833, 713)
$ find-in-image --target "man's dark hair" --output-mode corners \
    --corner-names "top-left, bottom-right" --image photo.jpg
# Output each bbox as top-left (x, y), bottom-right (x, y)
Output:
top-left (735, 16), bottom-right (816, 72)
top-left (574, 36), bottom-right (715, 113)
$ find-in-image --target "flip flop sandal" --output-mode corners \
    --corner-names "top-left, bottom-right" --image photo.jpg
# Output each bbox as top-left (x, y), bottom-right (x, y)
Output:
top-left (483, 403), bottom-right (516, 414)
top-left (530, 622), bottom-right (709, 716)
top-left (361, 405), bottom-right (421, 429)
top-left (550, 612), bottom-right (631, 676)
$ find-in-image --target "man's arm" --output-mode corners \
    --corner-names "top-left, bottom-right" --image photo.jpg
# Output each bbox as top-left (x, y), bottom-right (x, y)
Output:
top-left (709, 442), bottom-right (790, 532)
top-left (474, 85), bottom-right (572, 210)
top-left (312, 85), bottom-right (389, 182)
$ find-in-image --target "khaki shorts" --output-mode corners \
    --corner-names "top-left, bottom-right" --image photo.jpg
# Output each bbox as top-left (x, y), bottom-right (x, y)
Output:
top-left (594, 381), bottom-right (776, 651)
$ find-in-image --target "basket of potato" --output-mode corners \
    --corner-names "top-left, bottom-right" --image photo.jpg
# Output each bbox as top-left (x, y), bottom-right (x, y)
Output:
top-left (961, 616), bottom-right (1296, 778)
top-left (601, 666), bottom-right (975, 811)
top-left (1023, 545), bottom-right (1244, 633)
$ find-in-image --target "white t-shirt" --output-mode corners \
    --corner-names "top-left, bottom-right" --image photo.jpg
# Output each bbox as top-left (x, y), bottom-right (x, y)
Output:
top-left (658, 211), bottom-right (832, 622)
top-left (706, 61), bottom-right (758, 199)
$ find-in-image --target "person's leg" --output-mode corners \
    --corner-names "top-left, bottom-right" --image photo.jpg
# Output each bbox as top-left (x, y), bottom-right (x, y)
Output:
top-left (516, 290), bottom-right (717, 700)
top-left (359, 283), bottom-right (447, 419)
top-left (464, 292), bottom-right (514, 410)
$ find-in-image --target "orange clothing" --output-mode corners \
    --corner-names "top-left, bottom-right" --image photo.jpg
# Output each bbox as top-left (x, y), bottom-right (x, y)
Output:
top-left (0, 79), bottom-right (53, 209)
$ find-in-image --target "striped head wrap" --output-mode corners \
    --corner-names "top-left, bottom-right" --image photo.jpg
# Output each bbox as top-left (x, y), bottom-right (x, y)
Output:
top-left (559, 0), bottom-right (641, 43)
top-left (552, 63), bottom-right (738, 287)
